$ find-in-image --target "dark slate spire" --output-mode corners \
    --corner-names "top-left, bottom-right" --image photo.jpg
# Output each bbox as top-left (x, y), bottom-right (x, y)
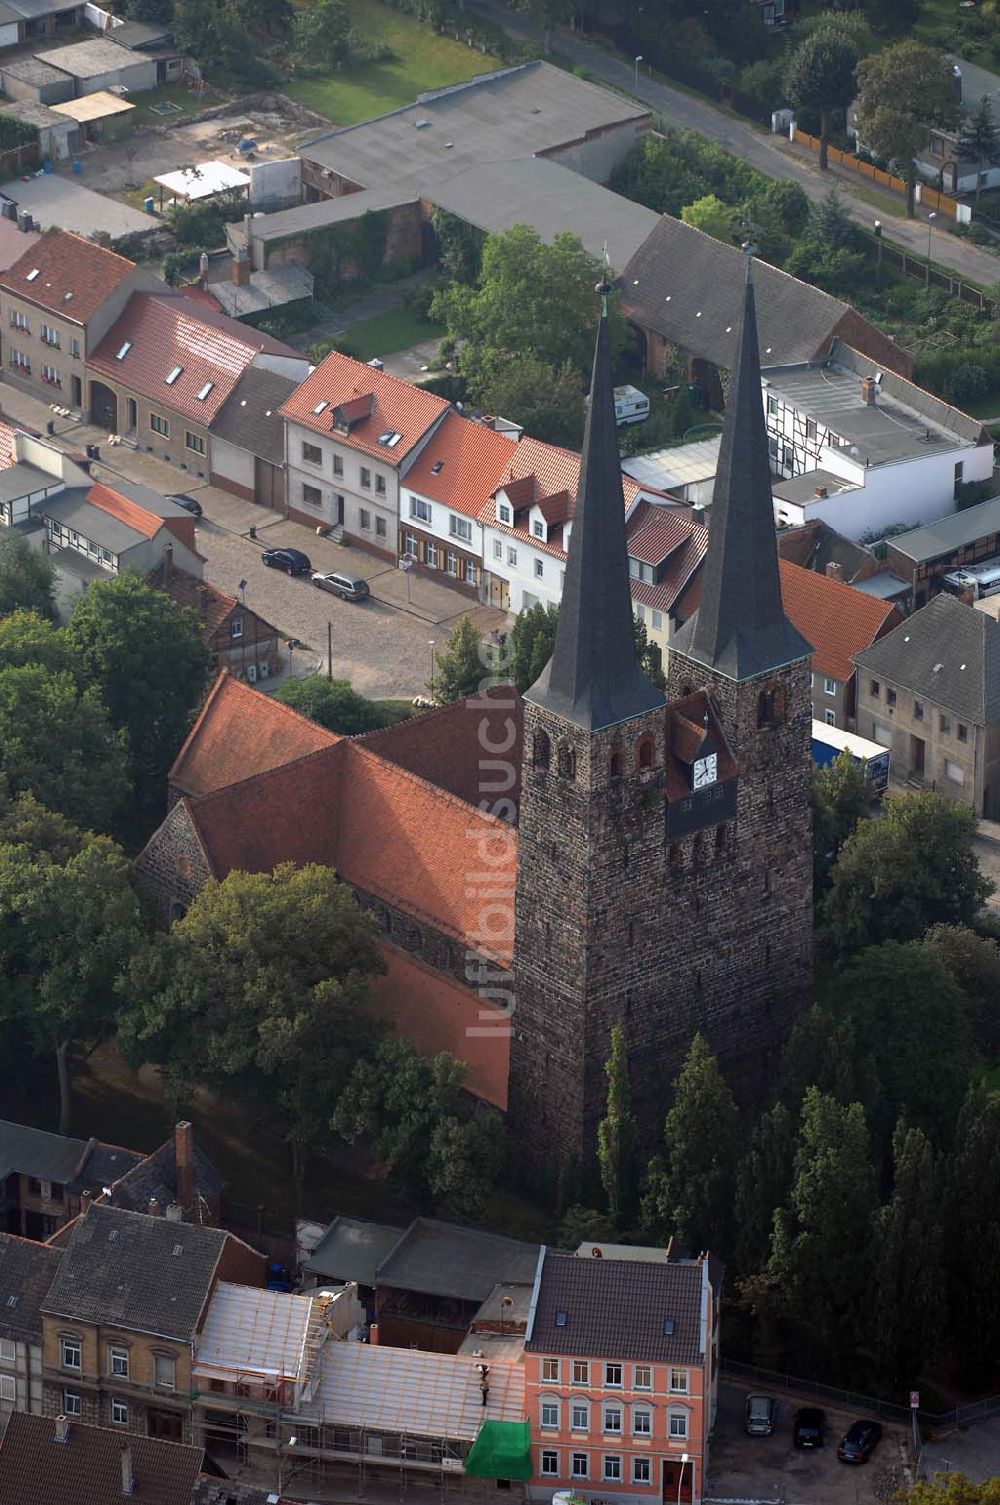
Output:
top-left (525, 288), bottom-right (664, 732)
top-left (672, 245), bottom-right (812, 682)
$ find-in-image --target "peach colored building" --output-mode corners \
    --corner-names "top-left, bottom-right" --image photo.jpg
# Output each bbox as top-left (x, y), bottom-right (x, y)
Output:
top-left (524, 1246), bottom-right (721, 1505)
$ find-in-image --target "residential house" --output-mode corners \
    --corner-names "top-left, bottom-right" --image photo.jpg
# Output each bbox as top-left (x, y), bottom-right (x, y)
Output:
top-left (149, 562), bottom-right (282, 684)
top-left (763, 342), bottom-right (995, 539)
top-left (0, 1411), bottom-right (204, 1505)
top-left (854, 591), bottom-right (1000, 815)
top-left (279, 349), bottom-right (450, 550)
top-left (39, 1202), bottom-right (264, 1442)
top-left (623, 218), bottom-right (911, 400)
top-left (87, 291), bottom-right (310, 478)
top-left (101, 1122), bottom-right (226, 1228)
top-left (778, 559), bottom-right (902, 731)
top-left (208, 364), bottom-right (298, 511)
top-left (626, 499), bottom-right (708, 656)
top-left (883, 494), bottom-right (1000, 610)
top-left (0, 1234), bottom-right (62, 1416)
top-left (0, 227), bottom-right (154, 407)
top-left (777, 518), bottom-right (909, 610)
top-left (399, 410), bottom-right (517, 594)
top-left (523, 1245), bottom-right (721, 1505)
top-left (0, 1119), bottom-right (143, 1239)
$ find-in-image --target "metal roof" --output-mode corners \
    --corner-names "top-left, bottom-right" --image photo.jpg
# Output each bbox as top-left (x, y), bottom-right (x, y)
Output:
top-left (35, 37), bottom-right (147, 78)
top-left (303, 1215), bottom-right (404, 1286)
top-left (623, 437), bottom-right (721, 492)
top-left (375, 1217), bottom-right (540, 1303)
top-left (772, 467), bottom-right (859, 505)
top-left (51, 93), bottom-right (134, 124)
top-left (154, 161), bottom-right (250, 203)
top-left (43, 487), bottom-right (145, 554)
top-left (306, 1339), bottom-right (525, 1441)
top-left (885, 494), bottom-right (1000, 564)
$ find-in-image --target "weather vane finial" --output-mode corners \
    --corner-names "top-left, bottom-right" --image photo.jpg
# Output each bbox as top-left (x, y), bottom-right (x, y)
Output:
top-left (595, 242), bottom-right (613, 316)
top-left (741, 239), bottom-right (757, 285)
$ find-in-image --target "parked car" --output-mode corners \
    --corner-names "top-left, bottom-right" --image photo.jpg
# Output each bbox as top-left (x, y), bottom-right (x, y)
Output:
top-left (168, 493), bottom-right (203, 518)
top-left (744, 1394), bottom-right (778, 1436)
top-left (262, 547), bottom-right (312, 576)
top-left (312, 570), bottom-right (370, 602)
top-left (793, 1408), bottom-right (826, 1448)
top-left (837, 1420), bottom-right (882, 1464)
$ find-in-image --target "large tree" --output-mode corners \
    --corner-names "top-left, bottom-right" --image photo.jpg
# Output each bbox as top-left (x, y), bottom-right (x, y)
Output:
top-left (871, 1121), bottom-right (945, 1389)
top-left (680, 194), bottom-right (739, 243)
top-left (0, 610), bottom-right (75, 676)
top-left (768, 1088), bottom-right (877, 1366)
top-left (118, 863), bottom-right (385, 1206)
top-left (0, 663), bottom-right (128, 832)
top-left (855, 42), bottom-right (961, 216)
top-left (945, 1081), bottom-right (1000, 1384)
top-left (432, 615), bottom-right (487, 704)
top-left (274, 676), bottom-right (390, 735)
top-left (784, 27), bottom-right (859, 171)
top-left (333, 1037), bottom-right (506, 1218)
top-left (642, 1033), bottom-right (740, 1256)
top-left (820, 791), bottom-right (990, 959)
top-left (0, 532), bottom-right (56, 620)
top-left (597, 1025), bottom-right (637, 1229)
top-left (505, 602), bottom-right (559, 695)
top-left (733, 1101), bottom-right (795, 1274)
top-left (0, 829), bottom-right (145, 1132)
top-left (924, 923), bottom-right (1000, 1058)
top-left (68, 574), bottom-right (208, 805)
top-left (957, 97), bottom-right (1000, 207)
top-left (812, 748), bottom-right (872, 895)
top-left (291, 0), bottom-right (351, 70)
top-left (479, 353), bottom-right (586, 449)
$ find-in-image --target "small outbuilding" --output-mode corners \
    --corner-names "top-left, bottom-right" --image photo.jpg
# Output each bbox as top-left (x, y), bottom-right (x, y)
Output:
top-left (0, 54), bottom-right (72, 105)
top-left (154, 160), bottom-right (250, 211)
top-left (35, 36), bottom-right (156, 95)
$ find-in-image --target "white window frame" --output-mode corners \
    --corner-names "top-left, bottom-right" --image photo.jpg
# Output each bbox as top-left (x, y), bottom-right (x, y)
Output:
top-left (668, 1410), bottom-right (689, 1439)
top-left (540, 1398), bottom-right (559, 1430)
top-left (185, 431), bottom-right (206, 455)
top-left (632, 1405), bottom-right (653, 1435)
top-left (541, 1358), bottom-right (560, 1384)
top-left (150, 412), bottom-right (169, 438)
top-left (426, 541), bottom-right (438, 568)
top-left (492, 539), bottom-right (502, 560)
top-left (571, 1360), bottom-right (589, 1386)
top-left (572, 1453), bottom-right (588, 1478)
top-left (61, 1337), bottom-right (81, 1371)
top-left (0, 1338), bottom-right (15, 1366)
top-left (463, 559), bottom-right (477, 585)
top-left (41, 322), bottom-right (59, 347)
top-left (446, 550), bottom-right (458, 577)
top-left (507, 546), bottom-right (517, 567)
top-left (0, 1373), bottom-right (14, 1404)
top-left (449, 514), bottom-right (472, 543)
top-left (603, 1402), bottom-right (622, 1433)
top-left (570, 1402), bottom-right (589, 1432)
top-left (534, 558), bottom-right (544, 579)
top-left (154, 1353), bottom-right (176, 1392)
top-left (633, 1364), bottom-right (652, 1391)
top-left (109, 1345), bottom-right (129, 1379)
top-left (603, 1455), bottom-right (622, 1482)
top-left (669, 1368), bottom-right (689, 1394)
top-left (110, 1396), bottom-right (128, 1426)
top-left (824, 708), bottom-right (836, 727)
top-left (230, 617), bottom-right (244, 640)
top-left (63, 1389), bottom-right (81, 1416)
top-left (497, 501), bottom-right (511, 524)
top-left (532, 519), bottom-right (544, 539)
top-left (823, 677), bottom-right (836, 696)
top-left (410, 496), bottom-right (432, 524)
top-left (633, 1456), bottom-right (652, 1484)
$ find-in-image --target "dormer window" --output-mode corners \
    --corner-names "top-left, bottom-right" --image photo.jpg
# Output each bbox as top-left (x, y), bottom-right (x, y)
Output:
top-left (497, 501), bottom-right (512, 525)
top-left (532, 519), bottom-right (544, 539)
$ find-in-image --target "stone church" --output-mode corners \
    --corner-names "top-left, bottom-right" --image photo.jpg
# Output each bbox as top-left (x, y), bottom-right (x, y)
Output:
top-left (138, 253), bottom-right (814, 1177)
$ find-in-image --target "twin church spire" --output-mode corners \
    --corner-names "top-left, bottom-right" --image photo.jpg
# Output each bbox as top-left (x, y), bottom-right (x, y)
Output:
top-left (526, 246), bottom-right (807, 728)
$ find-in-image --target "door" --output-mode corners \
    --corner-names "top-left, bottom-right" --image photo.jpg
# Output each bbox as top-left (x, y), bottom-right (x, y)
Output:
top-left (254, 457), bottom-right (285, 510)
top-left (70, 374), bottom-right (81, 407)
top-left (911, 734), bottom-right (925, 777)
top-left (489, 575), bottom-right (510, 610)
top-left (90, 381), bottom-right (117, 432)
top-left (335, 492), bottom-right (345, 526)
top-left (126, 397), bottom-right (137, 433)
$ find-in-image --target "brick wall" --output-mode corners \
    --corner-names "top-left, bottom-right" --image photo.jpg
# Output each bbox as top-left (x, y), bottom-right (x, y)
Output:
top-left (134, 800), bottom-right (213, 921)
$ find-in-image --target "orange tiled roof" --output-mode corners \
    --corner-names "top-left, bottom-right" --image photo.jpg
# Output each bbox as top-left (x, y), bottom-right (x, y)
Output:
top-left (86, 480), bottom-right (162, 541)
top-left (280, 349), bottom-right (450, 462)
top-left (404, 412), bottom-right (517, 517)
top-left (0, 418), bottom-right (19, 470)
top-left (0, 228), bottom-right (134, 324)
top-left (778, 558), bottom-right (903, 684)
top-left (479, 433), bottom-right (644, 557)
top-left (169, 670), bottom-right (338, 799)
top-left (150, 566), bottom-right (239, 637)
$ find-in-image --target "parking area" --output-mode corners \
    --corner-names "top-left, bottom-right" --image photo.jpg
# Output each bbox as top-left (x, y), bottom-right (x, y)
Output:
top-left (706, 1385), bottom-right (907, 1505)
top-left (0, 174), bottom-right (151, 239)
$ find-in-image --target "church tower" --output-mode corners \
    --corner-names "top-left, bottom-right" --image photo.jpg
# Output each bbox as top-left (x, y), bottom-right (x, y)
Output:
top-left (510, 251), bottom-right (814, 1185)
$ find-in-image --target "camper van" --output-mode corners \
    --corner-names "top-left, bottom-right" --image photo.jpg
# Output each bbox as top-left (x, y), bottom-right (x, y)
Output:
top-left (943, 564), bottom-right (1000, 601)
top-left (613, 384), bottom-right (650, 426)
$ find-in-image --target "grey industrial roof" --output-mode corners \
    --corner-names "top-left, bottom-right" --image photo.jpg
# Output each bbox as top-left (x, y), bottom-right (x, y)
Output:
top-left (525, 1250), bottom-right (706, 1365)
top-left (772, 468), bottom-right (859, 504)
top-left (884, 494), bottom-right (1000, 564)
top-left (107, 476), bottom-right (197, 520)
top-left (376, 1217), bottom-right (541, 1303)
top-left (854, 591), bottom-right (1000, 725)
top-left (35, 37), bottom-right (146, 79)
top-left (622, 436), bottom-right (721, 491)
top-left (4, 0), bottom-right (83, 18)
top-left (41, 1203), bottom-right (228, 1341)
top-left (0, 1413), bottom-right (204, 1505)
top-left (50, 545), bottom-right (106, 581)
top-left (849, 570), bottom-right (910, 601)
top-left (111, 19), bottom-right (174, 49)
top-left (762, 343), bottom-right (987, 467)
top-left (0, 1118), bottom-right (141, 1192)
top-left (303, 1215), bottom-right (406, 1285)
top-left (43, 487), bottom-right (144, 553)
top-left (0, 100), bottom-right (70, 131)
top-left (211, 364), bottom-right (298, 464)
top-left (0, 1234), bottom-right (63, 1344)
top-left (624, 216), bottom-right (858, 369)
top-left (0, 462), bottom-right (61, 504)
top-left (302, 61), bottom-right (647, 185)
top-left (236, 185), bottom-right (419, 249)
top-left (0, 56), bottom-right (69, 85)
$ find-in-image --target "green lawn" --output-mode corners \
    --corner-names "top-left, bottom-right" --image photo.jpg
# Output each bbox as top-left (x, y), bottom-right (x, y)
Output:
top-left (130, 81), bottom-right (226, 128)
top-left (338, 306), bottom-right (444, 361)
top-left (285, 0), bottom-right (495, 125)
top-left (913, 0), bottom-right (997, 68)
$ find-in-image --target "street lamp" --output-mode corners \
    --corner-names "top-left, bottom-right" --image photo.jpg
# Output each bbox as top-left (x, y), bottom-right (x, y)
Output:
top-left (429, 639), bottom-right (436, 699)
top-left (873, 219), bottom-right (882, 268)
top-left (926, 210), bottom-right (937, 284)
top-left (287, 637), bottom-right (302, 674)
top-left (677, 1452), bottom-right (691, 1505)
top-left (634, 54), bottom-right (643, 91)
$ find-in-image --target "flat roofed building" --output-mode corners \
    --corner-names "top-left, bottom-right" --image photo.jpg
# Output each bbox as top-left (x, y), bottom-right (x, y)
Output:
top-left (885, 494), bottom-right (1000, 609)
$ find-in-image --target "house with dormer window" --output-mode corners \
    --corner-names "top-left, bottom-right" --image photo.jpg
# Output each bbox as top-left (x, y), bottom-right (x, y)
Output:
top-left (280, 349), bottom-right (451, 554)
top-left (524, 1245), bottom-right (721, 1505)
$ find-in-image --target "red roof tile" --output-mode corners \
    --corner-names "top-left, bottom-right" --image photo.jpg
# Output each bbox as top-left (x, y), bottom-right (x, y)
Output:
top-left (0, 228), bottom-right (134, 324)
top-left (626, 500), bottom-right (702, 566)
top-left (86, 480), bottom-right (162, 540)
top-left (359, 688), bottom-right (523, 811)
top-left (88, 293), bottom-right (288, 424)
top-left (0, 418), bottom-right (19, 470)
top-left (480, 434), bottom-right (644, 558)
top-left (280, 349), bottom-right (449, 462)
top-left (169, 670), bottom-right (338, 799)
top-left (404, 412), bottom-right (517, 518)
top-left (778, 558), bottom-right (903, 683)
top-left (186, 744), bottom-right (343, 875)
top-left (151, 566), bottom-right (239, 637)
top-left (0, 219), bottom-right (39, 273)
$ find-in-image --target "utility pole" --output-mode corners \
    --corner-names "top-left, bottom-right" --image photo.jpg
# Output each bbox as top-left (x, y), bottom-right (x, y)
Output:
top-left (327, 621), bottom-right (333, 681)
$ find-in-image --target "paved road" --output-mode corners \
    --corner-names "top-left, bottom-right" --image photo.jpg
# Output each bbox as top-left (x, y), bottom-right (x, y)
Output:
top-left (471, 0), bottom-right (1000, 286)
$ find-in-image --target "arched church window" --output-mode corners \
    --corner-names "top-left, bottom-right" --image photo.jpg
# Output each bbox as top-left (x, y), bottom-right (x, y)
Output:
top-left (609, 747), bottom-right (624, 779)
top-left (757, 682), bottom-right (787, 729)
top-left (557, 742), bottom-right (576, 780)
top-left (637, 737), bottom-right (654, 770)
top-left (533, 729), bottom-right (551, 769)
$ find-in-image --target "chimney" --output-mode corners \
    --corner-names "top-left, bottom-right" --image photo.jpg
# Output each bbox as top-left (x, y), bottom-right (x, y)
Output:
top-left (80, 1189), bottom-right (91, 1216)
top-left (232, 251), bottom-right (250, 287)
top-left (54, 1415), bottom-right (70, 1444)
top-left (691, 504), bottom-right (706, 527)
top-left (175, 1120), bottom-right (194, 1210)
top-left (121, 1443), bottom-right (135, 1497)
top-left (953, 63), bottom-right (963, 104)
top-left (961, 584), bottom-right (975, 606)
top-left (165, 1202), bottom-right (184, 1222)
top-left (825, 561), bottom-right (844, 583)
top-left (163, 541), bottom-right (172, 584)
top-left (147, 1197), bottom-right (161, 1217)
top-left (860, 376), bottom-right (877, 406)
top-left (815, 486), bottom-right (828, 499)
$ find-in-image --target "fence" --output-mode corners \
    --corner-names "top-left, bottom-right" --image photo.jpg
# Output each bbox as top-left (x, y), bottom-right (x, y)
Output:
top-left (790, 129), bottom-right (960, 219)
top-left (721, 1358), bottom-right (1000, 1431)
top-left (866, 236), bottom-right (997, 314)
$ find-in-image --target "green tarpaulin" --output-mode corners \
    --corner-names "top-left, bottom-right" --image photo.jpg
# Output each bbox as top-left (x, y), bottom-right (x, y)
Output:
top-left (464, 1419), bottom-right (533, 1480)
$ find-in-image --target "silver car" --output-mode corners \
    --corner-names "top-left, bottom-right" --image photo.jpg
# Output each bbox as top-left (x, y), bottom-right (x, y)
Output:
top-left (745, 1394), bottom-right (778, 1436)
top-left (312, 571), bottom-right (370, 602)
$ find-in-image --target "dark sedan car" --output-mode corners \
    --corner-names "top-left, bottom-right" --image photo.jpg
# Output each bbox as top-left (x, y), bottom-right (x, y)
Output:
top-left (793, 1408), bottom-right (826, 1448)
top-left (744, 1394), bottom-right (778, 1436)
top-left (262, 547), bottom-right (312, 576)
top-left (837, 1420), bottom-right (882, 1464)
top-left (167, 494), bottom-right (203, 518)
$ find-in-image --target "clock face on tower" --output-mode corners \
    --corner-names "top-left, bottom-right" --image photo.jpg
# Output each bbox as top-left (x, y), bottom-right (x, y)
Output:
top-left (692, 752), bottom-right (718, 790)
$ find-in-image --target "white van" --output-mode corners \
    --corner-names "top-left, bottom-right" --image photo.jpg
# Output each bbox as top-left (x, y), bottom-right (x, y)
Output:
top-left (613, 384), bottom-right (650, 426)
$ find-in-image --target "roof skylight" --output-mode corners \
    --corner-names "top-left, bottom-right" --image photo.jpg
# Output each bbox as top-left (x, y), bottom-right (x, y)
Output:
top-left (165, 365), bottom-right (183, 385)
top-left (196, 381), bottom-right (214, 401)
top-left (25, 268), bottom-right (39, 282)
top-left (116, 341), bottom-right (132, 361)
top-left (312, 400), bottom-right (329, 416)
